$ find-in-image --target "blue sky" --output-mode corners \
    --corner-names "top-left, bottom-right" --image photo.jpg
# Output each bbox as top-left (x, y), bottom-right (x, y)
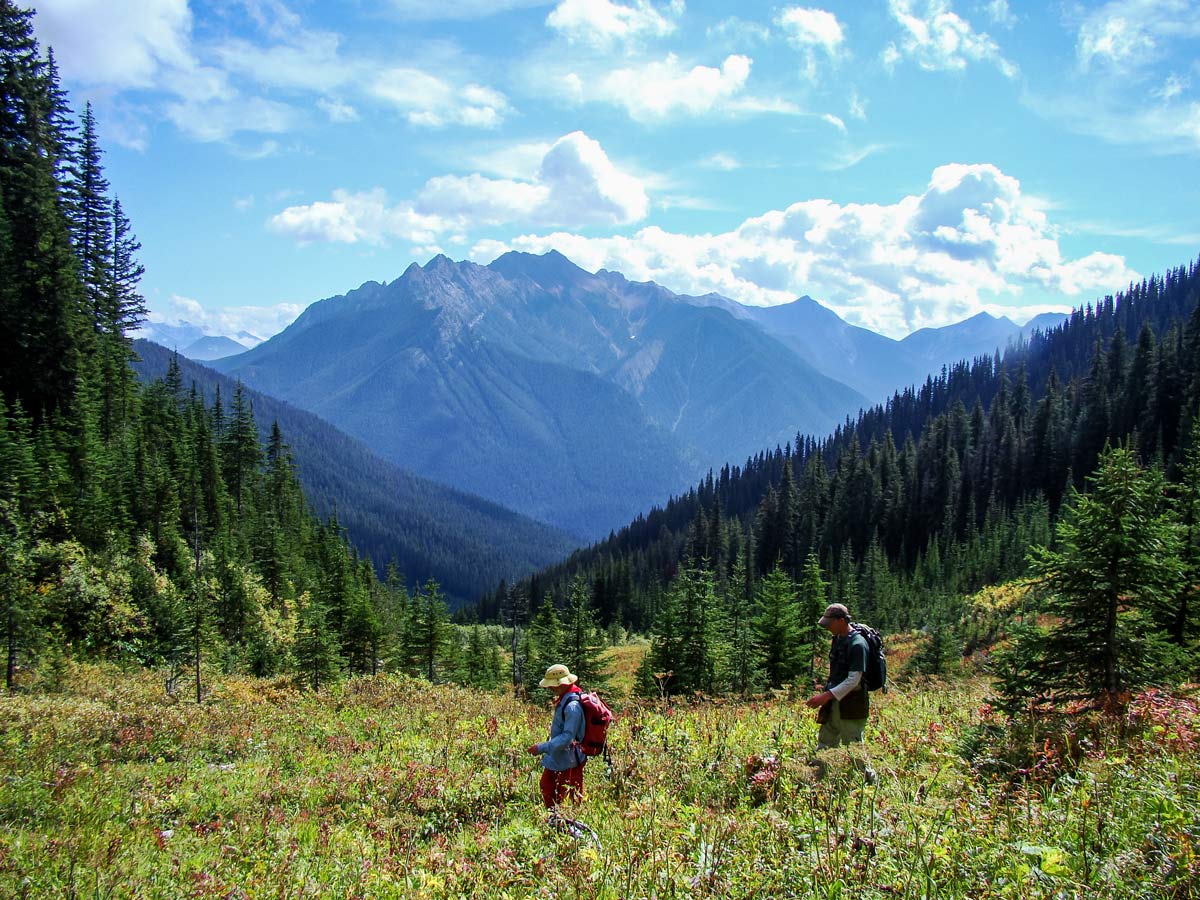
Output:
top-left (30, 0), bottom-right (1200, 340)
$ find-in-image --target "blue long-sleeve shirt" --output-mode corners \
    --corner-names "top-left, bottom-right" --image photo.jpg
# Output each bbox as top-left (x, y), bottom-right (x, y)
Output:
top-left (536, 688), bottom-right (586, 771)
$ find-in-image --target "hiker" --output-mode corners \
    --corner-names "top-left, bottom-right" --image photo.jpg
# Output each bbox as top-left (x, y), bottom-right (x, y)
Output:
top-left (527, 663), bottom-right (587, 808)
top-left (805, 603), bottom-right (871, 750)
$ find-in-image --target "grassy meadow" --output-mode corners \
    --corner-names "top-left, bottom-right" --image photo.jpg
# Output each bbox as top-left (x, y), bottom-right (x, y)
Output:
top-left (0, 657), bottom-right (1197, 899)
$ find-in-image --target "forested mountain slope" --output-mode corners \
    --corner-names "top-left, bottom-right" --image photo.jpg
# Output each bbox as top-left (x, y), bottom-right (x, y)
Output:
top-left (133, 341), bottom-right (577, 605)
top-left (487, 259), bottom-right (1200, 637)
top-left (215, 251), bottom-right (866, 538)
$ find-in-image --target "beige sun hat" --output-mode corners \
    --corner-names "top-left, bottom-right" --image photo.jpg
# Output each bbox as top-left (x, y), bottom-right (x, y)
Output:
top-left (538, 663), bottom-right (579, 688)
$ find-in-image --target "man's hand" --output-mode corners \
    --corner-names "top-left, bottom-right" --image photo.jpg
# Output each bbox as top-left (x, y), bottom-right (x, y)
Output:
top-left (805, 691), bottom-right (831, 709)
top-left (527, 745), bottom-right (541, 756)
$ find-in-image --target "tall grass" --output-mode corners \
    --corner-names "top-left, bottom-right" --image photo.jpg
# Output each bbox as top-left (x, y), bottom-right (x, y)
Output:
top-left (0, 665), bottom-right (1195, 898)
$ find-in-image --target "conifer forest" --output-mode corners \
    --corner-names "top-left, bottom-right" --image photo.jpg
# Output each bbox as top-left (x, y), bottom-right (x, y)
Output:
top-left (1, 3), bottom-right (1199, 897)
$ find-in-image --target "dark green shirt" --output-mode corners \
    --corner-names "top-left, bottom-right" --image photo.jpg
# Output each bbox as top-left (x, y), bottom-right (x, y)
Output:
top-left (828, 630), bottom-right (868, 687)
top-left (827, 630), bottom-right (870, 719)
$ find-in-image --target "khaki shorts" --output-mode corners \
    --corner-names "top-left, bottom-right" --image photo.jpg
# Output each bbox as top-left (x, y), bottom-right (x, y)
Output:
top-left (816, 698), bottom-right (867, 749)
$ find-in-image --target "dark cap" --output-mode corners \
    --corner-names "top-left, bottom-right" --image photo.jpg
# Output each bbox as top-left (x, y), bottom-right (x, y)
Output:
top-left (818, 603), bottom-right (850, 626)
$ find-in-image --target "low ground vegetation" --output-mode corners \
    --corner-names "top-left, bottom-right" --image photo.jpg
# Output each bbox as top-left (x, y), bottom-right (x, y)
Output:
top-left (1, 664), bottom-right (1196, 899)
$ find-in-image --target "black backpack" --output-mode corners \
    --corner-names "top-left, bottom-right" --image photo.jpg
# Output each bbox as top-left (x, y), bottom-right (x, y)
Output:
top-left (850, 623), bottom-right (888, 693)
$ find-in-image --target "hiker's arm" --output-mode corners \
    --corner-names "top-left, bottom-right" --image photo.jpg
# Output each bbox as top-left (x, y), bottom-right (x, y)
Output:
top-left (806, 669), bottom-right (863, 707)
top-left (532, 700), bottom-right (583, 758)
top-left (828, 669), bottom-right (863, 700)
top-left (540, 701), bottom-right (584, 753)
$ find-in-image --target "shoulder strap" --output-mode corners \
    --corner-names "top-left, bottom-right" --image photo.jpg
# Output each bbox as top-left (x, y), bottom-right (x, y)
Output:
top-left (562, 691), bottom-right (586, 740)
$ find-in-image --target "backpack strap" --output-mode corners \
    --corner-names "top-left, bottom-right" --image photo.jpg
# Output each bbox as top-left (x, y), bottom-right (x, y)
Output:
top-left (561, 691), bottom-right (587, 759)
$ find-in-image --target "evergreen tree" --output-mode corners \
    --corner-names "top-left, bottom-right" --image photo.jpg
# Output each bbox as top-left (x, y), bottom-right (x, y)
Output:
top-left (523, 597), bottom-right (562, 695)
top-left (1171, 418), bottom-right (1200, 676)
top-left (0, 0), bottom-right (88, 422)
top-left (753, 565), bottom-right (802, 688)
top-left (500, 582), bottom-right (527, 696)
top-left (462, 625), bottom-right (500, 688)
top-left (70, 103), bottom-right (111, 333)
top-left (0, 492), bottom-right (33, 692)
top-left (376, 562), bottom-right (409, 671)
top-left (221, 382), bottom-right (260, 518)
top-left (1023, 446), bottom-right (1186, 701)
top-left (796, 552), bottom-right (827, 683)
top-left (724, 554), bottom-right (760, 696)
top-left (406, 578), bottom-right (449, 682)
top-left (295, 595), bottom-right (341, 690)
top-left (560, 576), bottom-right (608, 688)
top-left (671, 564), bottom-right (727, 694)
top-left (343, 583), bottom-right (382, 675)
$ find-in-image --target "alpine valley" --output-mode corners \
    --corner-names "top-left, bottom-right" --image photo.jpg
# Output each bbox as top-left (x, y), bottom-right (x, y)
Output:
top-left (213, 250), bottom-right (1062, 539)
top-left (131, 341), bottom-right (577, 605)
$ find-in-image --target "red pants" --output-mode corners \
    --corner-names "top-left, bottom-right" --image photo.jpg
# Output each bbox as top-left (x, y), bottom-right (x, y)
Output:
top-left (540, 764), bottom-right (584, 808)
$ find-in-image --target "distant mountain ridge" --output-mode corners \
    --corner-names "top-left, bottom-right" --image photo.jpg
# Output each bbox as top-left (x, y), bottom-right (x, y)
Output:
top-left (216, 251), bottom-right (867, 538)
top-left (136, 321), bottom-right (264, 358)
top-left (212, 250), bottom-right (1071, 539)
top-left (133, 340), bottom-right (577, 605)
top-left (744, 300), bottom-right (1069, 401)
top-left (182, 334), bottom-right (249, 360)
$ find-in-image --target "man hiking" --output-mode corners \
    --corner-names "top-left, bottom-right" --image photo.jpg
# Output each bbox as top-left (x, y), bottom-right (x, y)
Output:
top-left (527, 663), bottom-right (587, 808)
top-left (805, 603), bottom-right (873, 762)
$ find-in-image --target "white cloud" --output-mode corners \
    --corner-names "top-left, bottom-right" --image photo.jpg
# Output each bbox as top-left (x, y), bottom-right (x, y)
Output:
top-left (165, 94), bottom-right (301, 142)
top-left (270, 132), bottom-right (648, 242)
top-left (268, 188), bottom-right (449, 245)
top-left (272, 131), bottom-right (648, 241)
top-left (1018, 1), bottom-right (1200, 154)
top-left (418, 174), bottom-right (550, 224)
top-left (317, 98), bottom-right (359, 122)
top-left (383, 0), bottom-right (552, 20)
top-left (778, 7), bottom-right (845, 53)
top-left (370, 67), bottom-right (510, 128)
top-left (561, 53), bottom-right (773, 121)
top-left (231, 139), bottom-right (283, 160)
top-left (1076, 1), bottom-right (1200, 73)
top-left (34, 1), bottom-right (512, 148)
top-left (702, 152), bottom-right (741, 170)
top-left (848, 86), bottom-right (867, 119)
top-left (468, 163), bottom-right (1136, 337)
top-left (824, 143), bottom-right (887, 171)
top-left (1026, 82), bottom-right (1200, 155)
top-left (777, 7), bottom-right (846, 81)
top-left (32, 0), bottom-right (193, 88)
top-left (214, 30), bottom-right (352, 94)
top-left (534, 131), bottom-right (650, 223)
top-left (144, 294), bottom-right (304, 342)
top-left (546, 0), bottom-right (680, 47)
top-left (883, 0), bottom-right (1017, 78)
top-left (467, 141), bottom-right (555, 179)
top-left (984, 0), bottom-right (1016, 28)
top-left (706, 16), bottom-right (772, 46)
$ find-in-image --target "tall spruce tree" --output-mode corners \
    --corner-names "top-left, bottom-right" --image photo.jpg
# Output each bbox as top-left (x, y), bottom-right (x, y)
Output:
top-left (561, 576), bottom-right (608, 688)
top-left (1023, 446), bottom-right (1185, 701)
top-left (406, 578), bottom-right (449, 682)
top-left (753, 565), bottom-right (802, 688)
top-left (0, 0), bottom-right (88, 422)
top-left (523, 596), bottom-right (562, 695)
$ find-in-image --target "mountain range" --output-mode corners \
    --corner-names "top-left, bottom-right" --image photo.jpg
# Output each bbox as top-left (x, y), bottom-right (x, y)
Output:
top-left (135, 321), bottom-right (263, 360)
top-left (212, 251), bottom-right (1068, 539)
top-left (740, 298), bottom-right (1067, 402)
top-left (132, 340), bottom-right (577, 605)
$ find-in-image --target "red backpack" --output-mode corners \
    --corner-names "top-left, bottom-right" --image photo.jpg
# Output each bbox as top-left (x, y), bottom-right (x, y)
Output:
top-left (568, 690), bottom-right (614, 757)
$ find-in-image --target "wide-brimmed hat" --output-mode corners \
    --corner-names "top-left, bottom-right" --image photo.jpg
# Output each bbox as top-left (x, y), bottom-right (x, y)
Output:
top-left (538, 663), bottom-right (579, 688)
top-left (818, 603), bottom-right (850, 626)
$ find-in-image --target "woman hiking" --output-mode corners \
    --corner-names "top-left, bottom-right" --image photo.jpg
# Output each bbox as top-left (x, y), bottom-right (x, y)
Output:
top-left (527, 663), bottom-right (587, 808)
